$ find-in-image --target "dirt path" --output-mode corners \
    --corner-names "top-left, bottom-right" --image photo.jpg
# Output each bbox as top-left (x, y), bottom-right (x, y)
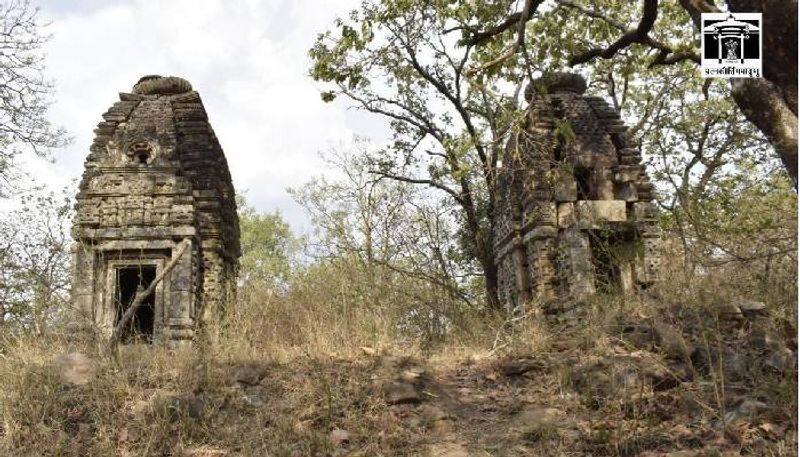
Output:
top-left (413, 357), bottom-right (579, 456)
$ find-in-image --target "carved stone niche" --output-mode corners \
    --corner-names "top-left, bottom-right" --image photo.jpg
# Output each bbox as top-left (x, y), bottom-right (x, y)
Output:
top-left (126, 140), bottom-right (156, 165)
top-left (70, 75), bottom-right (241, 346)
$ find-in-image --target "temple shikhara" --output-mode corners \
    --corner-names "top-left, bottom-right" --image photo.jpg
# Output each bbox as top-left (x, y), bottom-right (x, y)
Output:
top-left (71, 75), bottom-right (240, 344)
top-left (493, 72), bottom-right (661, 310)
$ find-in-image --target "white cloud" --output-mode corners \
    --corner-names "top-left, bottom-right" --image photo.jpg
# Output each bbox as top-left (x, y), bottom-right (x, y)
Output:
top-left (28, 0), bottom-right (377, 230)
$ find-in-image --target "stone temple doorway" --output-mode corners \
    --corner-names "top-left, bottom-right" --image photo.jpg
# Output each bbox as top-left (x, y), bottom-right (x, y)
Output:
top-left (115, 265), bottom-right (156, 343)
top-left (588, 231), bottom-right (636, 294)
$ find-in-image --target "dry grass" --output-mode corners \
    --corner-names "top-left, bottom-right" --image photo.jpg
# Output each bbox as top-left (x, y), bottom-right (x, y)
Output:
top-left (0, 263), bottom-right (796, 456)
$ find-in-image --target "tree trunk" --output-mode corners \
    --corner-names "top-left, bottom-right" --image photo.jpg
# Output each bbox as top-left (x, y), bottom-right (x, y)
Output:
top-left (681, 0), bottom-right (798, 186)
top-left (730, 78), bottom-right (798, 184)
top-left (481, 253), bottom-right (502, 311)
top-left (474, 226), bottom-right (501, 311)
top-left (728, 0), bottom-right (798, 185)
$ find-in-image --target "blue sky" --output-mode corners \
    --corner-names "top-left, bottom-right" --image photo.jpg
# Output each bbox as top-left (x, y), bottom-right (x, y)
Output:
top-left (27, 0), bottom-right (390, 230)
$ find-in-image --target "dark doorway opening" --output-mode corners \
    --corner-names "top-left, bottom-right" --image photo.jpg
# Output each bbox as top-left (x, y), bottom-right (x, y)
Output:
top-left (590, 232), bottom-right (621, 293)
top-left (116, 265), bottom-right (156, 343)
top-left (575, 166), bottom-right (592, 200)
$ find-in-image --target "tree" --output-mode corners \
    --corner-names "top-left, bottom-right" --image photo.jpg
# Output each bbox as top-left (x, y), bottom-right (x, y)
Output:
top-left (290, 144), bottom-right (475, 306)
top-left (459, 0), bottom-right (797, 185)
top-left (237, 197), bottom-right (298, 292)
top-left (0, 188), bottom-right (71, 334)
top-left (310, 0), bottom-right (795, 309)
top-left (611, 60), bottom-right (795, 286)
top-left (310, 1), bottom-right (531, 309)
top-left (0, 0), bottom-right (67, 195)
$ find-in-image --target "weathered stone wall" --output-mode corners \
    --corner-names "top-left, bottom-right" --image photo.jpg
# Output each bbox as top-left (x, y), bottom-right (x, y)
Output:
top-left (71, 75), bottom-right (240, 344)
top-left (493, 72), bottom-right (661, 310)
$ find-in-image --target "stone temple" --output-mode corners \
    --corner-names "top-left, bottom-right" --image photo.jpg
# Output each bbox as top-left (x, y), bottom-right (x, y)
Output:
top-left (493, 72), bottom-right (661, 310)
top-left (71, 75), bottom-right (240, 344)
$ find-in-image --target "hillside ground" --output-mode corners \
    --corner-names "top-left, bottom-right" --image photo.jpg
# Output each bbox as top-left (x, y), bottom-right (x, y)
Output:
top-left (1, 278), bottom-right (796, 457)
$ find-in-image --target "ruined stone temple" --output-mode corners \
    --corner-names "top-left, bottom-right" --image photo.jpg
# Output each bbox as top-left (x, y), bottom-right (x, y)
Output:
top-left (71, 75), bottom-right (240, 344)
top-left (493, 72), bottom-right (661, 309)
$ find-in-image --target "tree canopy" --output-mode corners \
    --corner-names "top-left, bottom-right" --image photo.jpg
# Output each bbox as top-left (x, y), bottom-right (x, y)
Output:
top-left (0, 0), bottom-right (67, 195)
top-left (309, 0), bottom-right (795, 308)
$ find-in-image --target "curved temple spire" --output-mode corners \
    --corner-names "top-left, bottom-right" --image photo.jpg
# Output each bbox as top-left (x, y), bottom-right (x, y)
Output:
top-left (70, 76), bottom-right (240, 345)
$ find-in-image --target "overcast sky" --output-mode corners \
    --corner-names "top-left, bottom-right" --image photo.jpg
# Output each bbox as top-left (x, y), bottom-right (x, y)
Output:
top-left (29, 0), bottom-right (388, 230)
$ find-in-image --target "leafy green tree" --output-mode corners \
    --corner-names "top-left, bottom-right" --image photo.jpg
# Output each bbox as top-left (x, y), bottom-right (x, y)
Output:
top-left (456, 0), bottom-right (797, 185)
top-left (309, 0), bottom-right (795, 309)
top-left (237, 197), bottom-right (298, 292)
top-left (310, 0), bottom-right (533, 308)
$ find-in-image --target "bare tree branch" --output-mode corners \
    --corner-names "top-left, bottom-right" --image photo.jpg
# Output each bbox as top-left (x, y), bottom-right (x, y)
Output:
top-left (371, 169), bottom-right (465, 205)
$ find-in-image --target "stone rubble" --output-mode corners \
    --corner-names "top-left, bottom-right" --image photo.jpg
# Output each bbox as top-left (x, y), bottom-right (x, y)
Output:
top-left (493, 72), bottom-right (661, 309)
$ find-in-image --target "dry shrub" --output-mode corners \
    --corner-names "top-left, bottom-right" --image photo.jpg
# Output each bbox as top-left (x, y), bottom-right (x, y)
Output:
top-left (217, 254), bottom-right (548, 361)
top-left (0, 227), bottom-right (794, 455)
top-left (0, 335), bottom-right (224, 456)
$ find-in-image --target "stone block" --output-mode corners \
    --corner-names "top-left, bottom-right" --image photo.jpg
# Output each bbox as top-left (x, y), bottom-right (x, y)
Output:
top-left (164, 327), bottom-right (195, 341)
top-left (523, 202), bottom-right (556, 226)
top-left (554, 174), bottom-right (577, 202)
top-left (522, 225), bottom-right (557, 242)
top-left (557, 229), bottom-right (595, 300)
top-left (167, 316), bottom-right (194, 328)
top-left (557, 202), bottom-right (575, 228)
top-left (170, 290), bottom-right (193, 316)
top-left (618, 261), bottom-right (634, 292)
top-left (633, 202), bottom-right (658, 221)
top-left (615, 182), bottom-right (638, 202)
top-left (613, 166), bottom-right (640, 183)
top-left (620, 155), bottom-right (641, 165)
top-left (595, 180), bottom-right (615, 200)
top-left (574, 200), bottom-right (627, 228)
top-left (635, 237), bottom-right (662, 284)
top-left (592, 154), bottom-right (617, 168)
top-left (592, 169), bottom-right (616, 199)
top-left (170, 270), bottom-right (192, 291)
top-left (570, 153), bottom-right (594, 169)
